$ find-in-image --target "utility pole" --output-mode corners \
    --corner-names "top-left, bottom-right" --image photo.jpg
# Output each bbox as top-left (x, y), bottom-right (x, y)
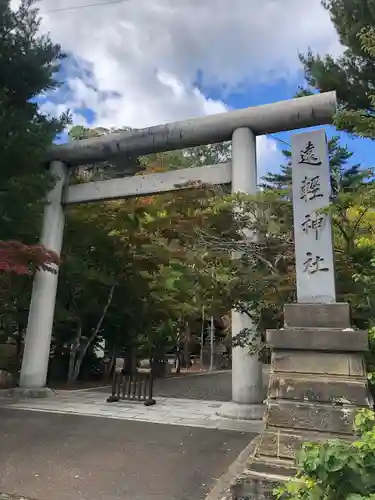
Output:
top-left (209, 316), bottom-right (214, 372)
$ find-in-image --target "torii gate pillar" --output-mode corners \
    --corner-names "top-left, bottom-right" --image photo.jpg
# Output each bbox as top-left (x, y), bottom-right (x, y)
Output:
top-left (218, 127), bottom-right (264, 420)
top-left (19, 160), bottom-right (68, 391)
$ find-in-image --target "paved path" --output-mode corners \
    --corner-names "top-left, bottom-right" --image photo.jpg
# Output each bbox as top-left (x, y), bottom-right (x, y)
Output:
top-left (0, 408), bottom-right (255, 500)
top-left (96, 369), bottom-right (269, 402)
top-left (0, 390), bottom-right (264, 433)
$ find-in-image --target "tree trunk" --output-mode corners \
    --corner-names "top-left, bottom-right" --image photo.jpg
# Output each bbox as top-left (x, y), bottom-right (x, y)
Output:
top-left (175, 353), bottom-right (181, 374)
top-left (123, 347), bottom-right (136, 375)
top-left (67, 323), bottom-right (82, 384)
top-left (15, 326), bottom-right (23, 366)
top-left (70, 345), bottom-right (85, 383)
top-left (175, 317), bottom-right (182, 373)
top-left (105, 343), bottom-right (117, 378)
top-left (182, 321), bottom-right (192, 369)
top-left (200, 307), bottom-right (205, 366)
top-left (68, 283), bottom-right (116, 384)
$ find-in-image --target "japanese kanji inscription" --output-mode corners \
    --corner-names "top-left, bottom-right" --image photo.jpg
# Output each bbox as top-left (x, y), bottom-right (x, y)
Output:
top-left (291, 130), bottom-right (336, 303)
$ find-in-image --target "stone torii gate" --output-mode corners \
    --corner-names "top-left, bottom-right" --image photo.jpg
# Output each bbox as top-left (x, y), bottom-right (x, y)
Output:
top-left (18, 91), bottom-right (337, 419)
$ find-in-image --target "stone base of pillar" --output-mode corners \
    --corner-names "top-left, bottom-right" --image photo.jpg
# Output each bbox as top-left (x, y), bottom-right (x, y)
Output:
top-left (217, 402), bottom-right (265, 421)
top-left (7, 387), bottom-right (55, 399)
top-left (229, 303), bottom-right (371, 500)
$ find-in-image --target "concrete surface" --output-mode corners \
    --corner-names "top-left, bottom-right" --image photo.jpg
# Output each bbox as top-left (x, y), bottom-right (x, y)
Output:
top-left (0, 390), bottom-right (265, 433)
top-left (0, 408), bottom-right (255, 500)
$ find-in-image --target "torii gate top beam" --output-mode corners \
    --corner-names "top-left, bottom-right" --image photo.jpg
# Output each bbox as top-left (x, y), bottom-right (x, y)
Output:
top-left (45, 91), bottom-right (336, 167)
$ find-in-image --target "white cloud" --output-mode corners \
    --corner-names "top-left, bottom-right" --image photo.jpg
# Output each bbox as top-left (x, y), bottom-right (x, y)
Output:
top-left (257, 135), bottom-right (283, 181)
top-left (34, 0), bottom-right (340, 127)
top-left (10, 0), bottom-right (21, 9)
top-left (29, 0), bottom-right (337, 173)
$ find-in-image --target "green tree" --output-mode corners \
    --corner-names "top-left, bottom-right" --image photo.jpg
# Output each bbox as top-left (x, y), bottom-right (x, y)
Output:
top-left (0, 0), bottom-right (70, 374)
top-left (0, 0), bottom-right (70, 273)
top-left (196, 135), bottom-right (375, 361)
top-left (50, 128), bottom-right (235, 381)
top-left (299, 0), bottom-right (375, 139)
top-left (297, 4), bottom-right (375, 386)
top-left (261, 136), bottom-right (364, 196)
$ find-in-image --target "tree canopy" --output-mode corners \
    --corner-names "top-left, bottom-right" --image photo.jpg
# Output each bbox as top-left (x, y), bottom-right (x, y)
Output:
top-left (299, 0), bottom-right (375, 138)
top-left (0, 0), bottom-right (69, 274)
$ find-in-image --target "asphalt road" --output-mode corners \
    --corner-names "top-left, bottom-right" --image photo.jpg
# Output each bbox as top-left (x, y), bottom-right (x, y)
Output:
top-left (98, 369), bottom-right (269, 402)
top-left (0, 408), bottom-right (254, 500)
top-left (97, 371), bottom-right (233, 401)
top-left (153, 372), bottom-right (233, 401)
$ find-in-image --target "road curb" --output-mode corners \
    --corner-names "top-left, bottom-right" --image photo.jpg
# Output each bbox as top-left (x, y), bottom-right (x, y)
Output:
top-left (165, 370), bottom-right (230, 380)
top-left (0, 494), bottom-right (37, 500)
top-left (204, 435), bottom-right (260, 500)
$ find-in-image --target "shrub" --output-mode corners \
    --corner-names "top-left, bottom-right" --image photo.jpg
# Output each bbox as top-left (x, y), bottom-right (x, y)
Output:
top-left (274, 409), bottom-right (375, 499)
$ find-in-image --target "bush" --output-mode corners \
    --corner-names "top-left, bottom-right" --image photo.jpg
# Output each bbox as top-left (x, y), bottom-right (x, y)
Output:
top-left (274, 409), bottom-right (375, 500)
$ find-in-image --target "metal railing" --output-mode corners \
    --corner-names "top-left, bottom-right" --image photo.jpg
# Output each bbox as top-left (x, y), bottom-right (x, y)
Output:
top-left (106, 370), bottom-right (156, 406)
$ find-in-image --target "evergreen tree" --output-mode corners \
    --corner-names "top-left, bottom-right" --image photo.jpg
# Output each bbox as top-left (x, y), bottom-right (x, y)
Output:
top-left (0, 0), bottom-right (70, 273)
top-left (298, 0), bottom-right (375, 139)
top-left (261, 136), bottom-right (365, 195)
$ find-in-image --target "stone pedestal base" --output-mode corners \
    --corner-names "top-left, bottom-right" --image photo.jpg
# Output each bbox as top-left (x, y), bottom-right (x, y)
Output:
top-left (230, 303), bottom-right (371, 500)
top-left (7, 387), bottom-right (55, 399)
top-left (217, 402), bottom-right (265, 421)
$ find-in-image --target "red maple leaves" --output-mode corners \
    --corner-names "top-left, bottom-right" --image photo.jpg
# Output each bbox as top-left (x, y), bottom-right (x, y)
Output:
top-left (0, 241), bottom-right (60, 275)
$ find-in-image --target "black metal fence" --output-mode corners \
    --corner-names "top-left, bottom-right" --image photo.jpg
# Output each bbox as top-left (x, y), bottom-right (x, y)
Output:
top-left (107, 371), bottom-right (156, 406)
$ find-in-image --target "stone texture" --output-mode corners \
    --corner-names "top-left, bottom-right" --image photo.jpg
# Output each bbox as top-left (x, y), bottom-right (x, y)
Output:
top-left (229, 440), bottom-right (290, 500)
top-left (267, 327), bottom-right (368, 352)
top-left (249, 457), bottom-right (295, 477)
top-left (217, 402), bottom-right (265, 421)
top-left (231, 470), bottom-right (287, 500)
top-left (265, 401), bottom-right (355, 434)
top-left (0, 370), bottom-right (14, 389)
top-left (7, 387), bottom-right (55, 399)
top-left (258, 430), bottom-right (301, 460)
top-left (258, 428), bottom-right (355, 460)
top-left (268, 373), bottom-right (369, 405)
top-left (0, 495), bottom-right (33, 500)
top-left (284, 303), bottom-right (350, 329)
top-left (230, 302), bottom-right (371, 500)
top-left (271, 351), bottom-right (365, 376)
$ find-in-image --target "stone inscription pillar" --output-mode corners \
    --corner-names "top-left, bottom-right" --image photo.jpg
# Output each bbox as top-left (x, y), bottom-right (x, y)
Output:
top-left (231, 130), bottom-right (370, 500)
